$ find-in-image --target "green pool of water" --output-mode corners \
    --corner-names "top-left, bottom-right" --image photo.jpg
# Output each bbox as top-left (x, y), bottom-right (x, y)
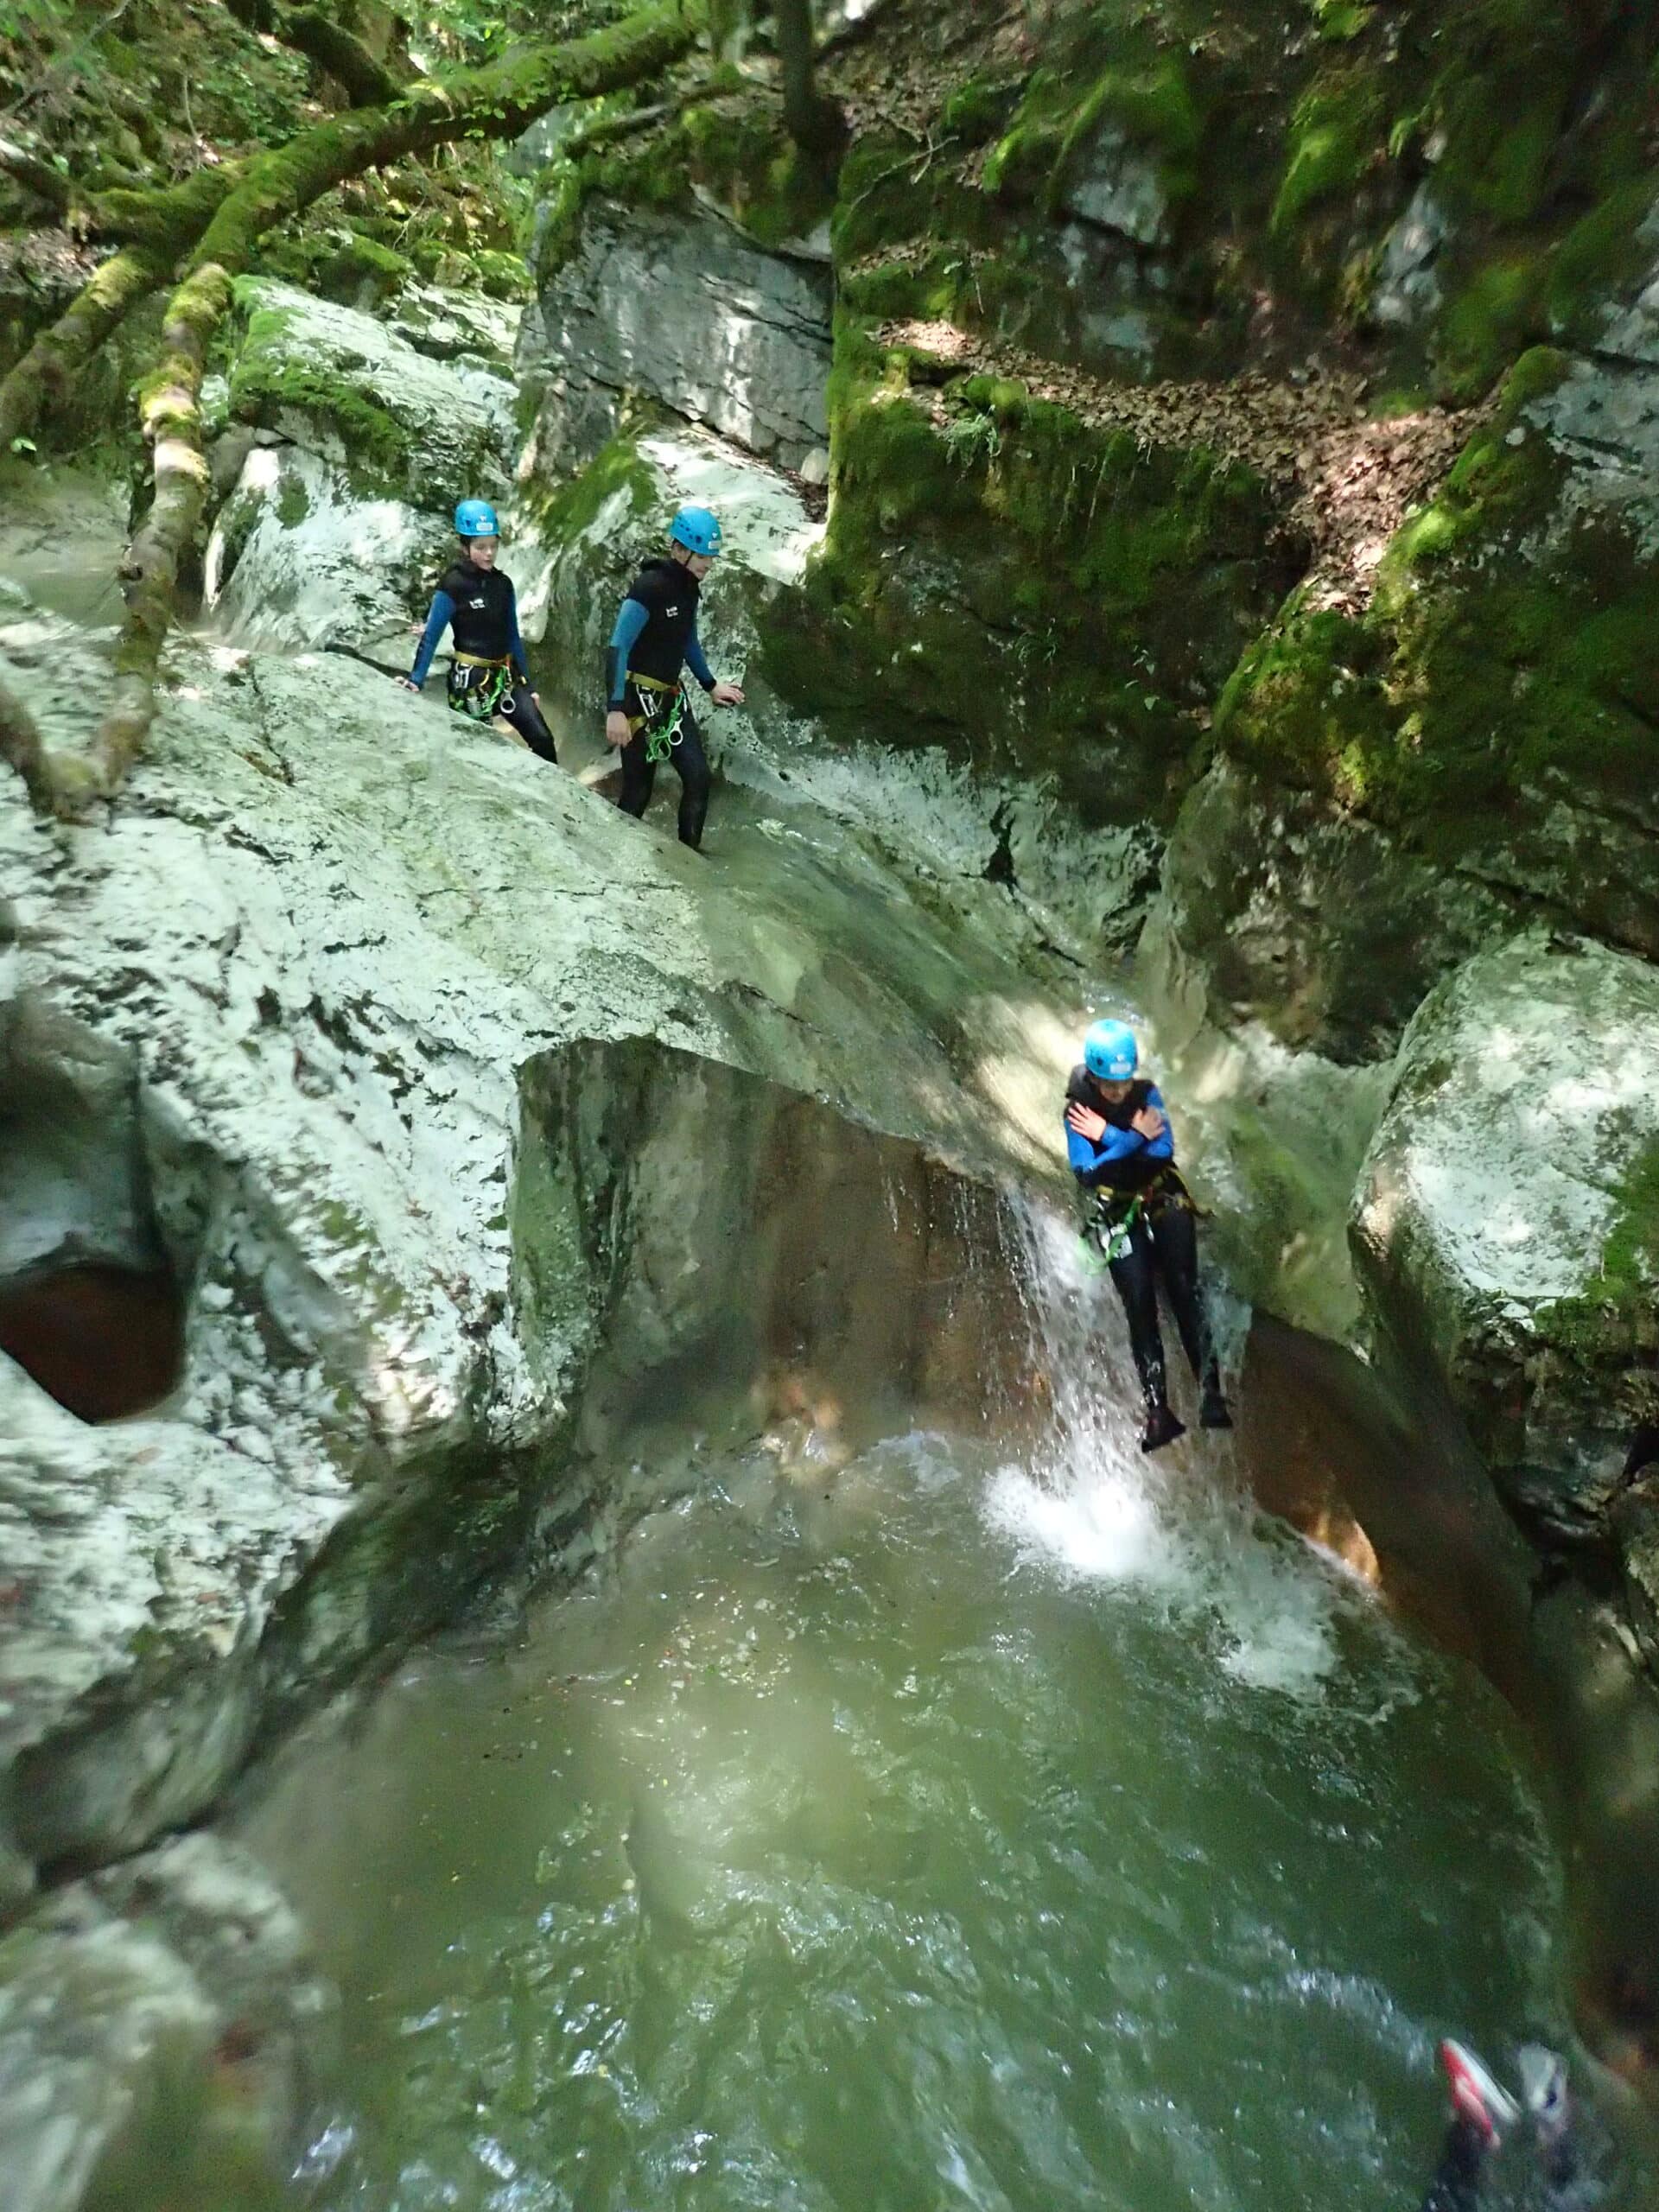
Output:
top-left (231, 1415), bottom-right (1573, 2212)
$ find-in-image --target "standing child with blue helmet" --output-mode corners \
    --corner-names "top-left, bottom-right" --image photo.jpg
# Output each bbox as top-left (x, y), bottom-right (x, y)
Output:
top-left (1065, 1018), bottom-right (1230, 1452)
top-left (604, 505), bottom-right (746, 849)
top-left (402, 499), bottom-right (558, 765)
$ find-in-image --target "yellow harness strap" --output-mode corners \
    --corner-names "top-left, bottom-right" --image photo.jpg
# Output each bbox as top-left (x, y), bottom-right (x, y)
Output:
top-left (454, 651), bottom-right (511, 671)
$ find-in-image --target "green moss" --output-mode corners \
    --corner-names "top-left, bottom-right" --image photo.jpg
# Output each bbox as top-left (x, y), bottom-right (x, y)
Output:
top-left (228, 283), bottom-right (413, 490)
top-left (1436, 250), bottom-right (1548, 400)
top-left (1538, 1138), bottom-right (1659, 1358)
top-left (682, 99), bottom-right (836, 246)
top-left (1599, 1141), bottom-right (1659, 1297)
top-left (1271, 71), bottom-right (1386, 236)
top-left (529, 420), bottom-right (659, 543)
top-left (985, 41), bottom-right (1204, 220)
top-left (276, 474), bottom-right (311, 528)
top-left (940, 77), bottom-right (1014, 148)
top-left (766, 308), bottom-right (1287, 824)
top-left (1546, 177), bottom-right (1659, 340)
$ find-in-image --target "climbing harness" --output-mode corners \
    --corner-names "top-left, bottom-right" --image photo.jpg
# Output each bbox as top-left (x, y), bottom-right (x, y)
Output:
top-left (448, 652), bottom-right (515, 721)
top-left (629, 671), bottom-right (689, 764)
top-left (1079, 1166), bottom-right (1198, 1272)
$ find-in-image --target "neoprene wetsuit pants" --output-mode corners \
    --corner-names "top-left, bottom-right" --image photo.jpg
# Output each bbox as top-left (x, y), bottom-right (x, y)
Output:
top-left (497, 683), bottom-right (558, 764)
top-left (1105, 1198), bottom-right (1217, 1410)
top-left (618, 702), bottom-right (711, 849)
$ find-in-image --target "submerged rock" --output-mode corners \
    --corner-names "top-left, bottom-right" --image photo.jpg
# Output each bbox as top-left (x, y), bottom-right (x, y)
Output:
top-left (1351, 931), bottom-right (1659, 1554)
top-left (0, 1834), bottom-right (329, 2212)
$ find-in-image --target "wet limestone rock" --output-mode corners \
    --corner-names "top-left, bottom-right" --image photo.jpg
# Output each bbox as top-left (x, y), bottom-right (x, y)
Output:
top-left (0, 554), bottom-right (1084, 1887)
top-left (1351, 932), bottom-right (1659, 1558)
top-left (0, 1834), bottom-right (330, 2212)
top-left (525, 416), bottom-right (1159, 956)
top-left (202, 278), bottom-right (518, 653)
top-left (518, 201), bottom-right (832, 475)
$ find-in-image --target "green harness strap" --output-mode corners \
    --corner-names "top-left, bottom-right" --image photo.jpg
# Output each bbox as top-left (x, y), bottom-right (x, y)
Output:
top-left (1078, 1166), bottom-right (1198, 1274)
top-left (643, 687), bottom-right (688, 765)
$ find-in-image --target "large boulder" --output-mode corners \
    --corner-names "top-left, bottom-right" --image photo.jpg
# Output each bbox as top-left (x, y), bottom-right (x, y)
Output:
top-left (518, 201), bottom-right (832, 476)
top-left (1147, 755), bottom-right (1511, 1066)
top-left (0, 556), bottom-right (1084, 1890)
top-left (202, 278), bottom-right (518, 653)
top-left (1351, 932), bottom-right (1659, 1561)
top-left (1190, 217), bottom-right (1659, 1063)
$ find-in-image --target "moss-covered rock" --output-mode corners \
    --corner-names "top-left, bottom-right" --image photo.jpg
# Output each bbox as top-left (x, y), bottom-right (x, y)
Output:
top-left (226, 277), bottom-right (515, 507)
top-left (764, 323), bottom-right (1296, 842)
top-left (1202, 327), bottom-right (1659, 1042)
top-left (1352, 931), bottom-right (1659, 1550)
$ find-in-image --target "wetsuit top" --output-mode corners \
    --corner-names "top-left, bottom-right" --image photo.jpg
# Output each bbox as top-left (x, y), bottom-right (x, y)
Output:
top-left (606, 556), bottom-right (716, 707)
top-left (408, 561), bottom-right (528, 686)
top-left (1064, 1069), bottom-right (1175, 1194)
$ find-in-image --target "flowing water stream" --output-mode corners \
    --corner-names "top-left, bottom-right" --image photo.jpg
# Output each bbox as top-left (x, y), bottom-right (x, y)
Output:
top-left (207, 1205), bottom-right (1624, 2212)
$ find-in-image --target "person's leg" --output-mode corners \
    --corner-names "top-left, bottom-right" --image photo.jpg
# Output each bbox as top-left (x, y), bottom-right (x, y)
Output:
top-left (1107, 1215), bottom-right (1184, 1451)
top-left (671, 707), bottom-right (712, 849)
top-left (500, 682), bottom-right (557, 765)
top-left (617, 726), bottom-right (655, 819)
top-left (1149, 1198), bottom-right (1230, 1428)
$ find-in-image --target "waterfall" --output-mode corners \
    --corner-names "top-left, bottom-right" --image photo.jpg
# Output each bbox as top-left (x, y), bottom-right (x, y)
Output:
top-left (983, 1194), bottom-right (1382, 1701)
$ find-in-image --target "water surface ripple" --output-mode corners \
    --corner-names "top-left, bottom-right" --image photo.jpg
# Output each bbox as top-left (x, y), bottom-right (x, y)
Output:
top-left (244, 1410), bottom-right (1567, 2212)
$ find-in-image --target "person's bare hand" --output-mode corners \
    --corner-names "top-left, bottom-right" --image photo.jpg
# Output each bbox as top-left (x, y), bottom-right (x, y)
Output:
top-left (1131, 1106), bottom-right (1166, 1140)
top-left (1066, 1103), bottom-right (1107, 1143)
top-left (605, 709), bottom-right (632, 748)
top-left (710, 680), bottom-right (745, 707)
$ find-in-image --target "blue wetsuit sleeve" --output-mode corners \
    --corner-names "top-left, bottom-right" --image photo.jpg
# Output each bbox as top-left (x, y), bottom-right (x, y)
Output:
top-left (684, 622), bottom-right (715, 692)
top-left (1066, 1121), bottom-right (1145, 1184)
top-left (408, 591), bottom-right (454, 686)
top-left (1065, 1087), bottom-right (1174, 1185)
top-left (607, 599), bottom-right (649, 704)
top-left (506, 582), bottom-right (529, 681)
top-left (1141, 1086), bottom-right (1175, 1161)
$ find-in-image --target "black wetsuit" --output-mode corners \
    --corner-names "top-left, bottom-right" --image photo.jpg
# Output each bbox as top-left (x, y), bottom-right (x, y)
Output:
top-left (409, 561), bottom-right (557, 764)
top-left (1066, 1065), bottom-right (1221, 1422)
top-left (606, 556), bottom-right (715, 849)
top-left (1419, 2116), bottom-right (1490, 2212)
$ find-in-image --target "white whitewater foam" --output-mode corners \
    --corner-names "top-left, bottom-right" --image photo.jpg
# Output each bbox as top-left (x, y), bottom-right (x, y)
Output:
top-left (982, 1201), bottom-right (1361, 1701)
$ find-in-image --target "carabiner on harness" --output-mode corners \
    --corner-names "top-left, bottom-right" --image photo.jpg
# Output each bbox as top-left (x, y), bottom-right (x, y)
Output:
top-left (643, 687), bottom-right (688, 764)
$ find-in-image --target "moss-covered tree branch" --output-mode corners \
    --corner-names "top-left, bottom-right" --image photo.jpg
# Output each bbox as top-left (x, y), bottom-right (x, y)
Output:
top-left (0, 243), bottom-right (175, 451)
top-left (90, 262), bottom-right (225, 798)
top-left (220, 0), bottom-right (404, 108)
top-left (53, 0), bottom-right (705, 817)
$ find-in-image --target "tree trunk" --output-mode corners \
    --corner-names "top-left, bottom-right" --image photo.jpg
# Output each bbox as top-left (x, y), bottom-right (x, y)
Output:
top-left (773, 0), bottom-right (842, 156)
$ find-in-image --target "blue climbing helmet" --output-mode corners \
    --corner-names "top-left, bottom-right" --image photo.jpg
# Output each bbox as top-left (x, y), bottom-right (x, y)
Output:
top-left (669, 505), bottom-right (722, 558)
top-left (1083, 1019), bottom-right (1138, 1082)
top-left (454, 499), bottom-right (499, 539)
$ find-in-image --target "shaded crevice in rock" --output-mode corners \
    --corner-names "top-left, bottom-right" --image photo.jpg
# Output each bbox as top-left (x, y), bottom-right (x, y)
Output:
top-left (0, 1001), bottom-right (191, 1424)
top-left (0, 1264), bottom-right (184, 1427)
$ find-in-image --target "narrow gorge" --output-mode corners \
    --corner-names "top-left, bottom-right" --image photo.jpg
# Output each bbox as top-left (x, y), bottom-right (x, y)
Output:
top-left (3, 0), bottom-right (1658, 2203)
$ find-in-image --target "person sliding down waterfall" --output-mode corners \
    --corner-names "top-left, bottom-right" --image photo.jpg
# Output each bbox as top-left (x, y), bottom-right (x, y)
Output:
top-left (604, 505), bottom-right (746, 850)
top-left (401, 500), bottom-right (557, 763)
top-left (1065, 1019), bottom-right (1230, 1452)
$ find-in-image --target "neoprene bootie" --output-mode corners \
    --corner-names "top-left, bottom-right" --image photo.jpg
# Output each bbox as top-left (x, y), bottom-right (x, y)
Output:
top-left (1199, 1385), bottom-right (1233, 1430)
top-left (1141, 1402), bottom-right (1185, 1452)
